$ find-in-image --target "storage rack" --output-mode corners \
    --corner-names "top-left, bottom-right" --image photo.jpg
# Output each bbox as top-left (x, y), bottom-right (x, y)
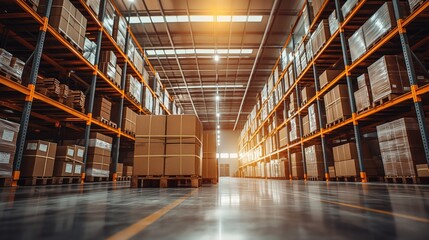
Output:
top-left (0, 0), bottom-right (178, 185)
top-left (238, 0), bottom-right (429, 182)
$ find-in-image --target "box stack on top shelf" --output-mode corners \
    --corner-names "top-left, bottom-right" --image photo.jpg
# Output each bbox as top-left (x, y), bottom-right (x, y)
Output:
top-left (0, 0), bottom-right (185, 186)
top-left (237, 0), bottom-right (429, 183)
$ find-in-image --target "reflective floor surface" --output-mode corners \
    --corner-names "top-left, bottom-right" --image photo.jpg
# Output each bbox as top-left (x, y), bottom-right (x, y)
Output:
top-left (0, 178), bottom-right (428, 239)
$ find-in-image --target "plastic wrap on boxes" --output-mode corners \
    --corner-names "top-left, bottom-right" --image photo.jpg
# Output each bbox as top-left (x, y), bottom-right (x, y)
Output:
top-left (306, 39), bottom-right (313, 62)
top-left (144, 87), bottom-right (153, 113)
top-left (368, 55), bottom-right (410, 102)
top-left (261, 84), bottom-right (268, 103)
top-left (348, 27), bottom-right (366, 63)
top-left (308, 103), bottom-right (319, 133)
top-left (86, 168), bottom-right (109, 177)
top-left (281, 48), bottom-right (289, 71)
top-left (143, 68), bottom-right (150, 83)
top-left (0, 48), bottom-right (13, 66)
top-left (354, 87), bottom-right (371, 112)
top-left (289, 117), bottom-right (298, 142)
top-left (357, 73), bottom-right (369, 89)
top-left (267, 73), bottom-right (274, 94)
top-left (10, 57), bottom-right (25, 79)
top-left (409, 0), bottom-right (424, 11)
top-left (127, 39), bottom-right (135, 61)
top-left (276, 80), bottom-right (284, 105)
top-left (126, 75), bottom-right (142, 103)
top-left (291, 152), bottom-right (303, 178)
top-left (86, 0), bottom-right (100, 16)
top-left (377, 118), bottom-right (426, 177)
top-left (305, 145), bottom-right (324, 177)
top-left (302, 114), bottom-right (310, 136)
top-left (134, 52), bottom-right (144, 74)
top-left (294, 4), bottom-right (312, 36)
top-left (328, 10), bottom-right (339, 35)
top-left (103, 0), bottom-right (115, 36)
top-left (83, 38), bottom-right (97, 65)
top-left (341, 0), bottom-right (358, 18)
top-left (311, 19), bottom-right (331, 56)
top-left (362, 3), bottom-right (396, 49)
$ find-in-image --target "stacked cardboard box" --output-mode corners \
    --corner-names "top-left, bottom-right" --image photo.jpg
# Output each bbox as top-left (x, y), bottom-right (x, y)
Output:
top-left (333, 142), bottom-right (379, 177)
top-left (0, 49), bottom-right (25, 82)
top-left (311, 19), bottom-right (331, 56)
top-left (362, 3), bottom-right (397, 49)
top-left (134, 115), bottom-right (166, 176)
top-left (308, 103), bottom-right (319, 133)
top-left (348, 27), bottom-right (366, 62)
top-left (38, 0), bottom-right (87, 51)
top-left (377, 118), bottom-right (426, 177)
top-left (86, 133), bottom-right (112, 177)
top-left (319, 69), bottom-right (342, 89)
top-left (100, 51), bottom-right (119, 85)
top-left (65, 90), bottom-right (85, 113)
top-left (123, 165), bottom-right (133, 177)
top-left (36, 77), bottom-right (61, 96)
top-left (0, 48), bottom-right (12, 70)
top-left (328, 10), bottom-right (339, 35)
top-left (144, 87), bottom-right (153, 113)
top-left (341, 0), bottom-right (358, 18)
top-left (113, 16), bottom-right (127, 52)
top-left (278, 126), bottom-right (288, 147)
top-left (409, 0), bottom-right (424, 11)
top-left (0, 118), bottom-right (20, 178)
top-left (301, 86), bottom-right (315, 106)
top-left (302, 114), bottom-right (310, 136)
top-left (354, 73), bottom-right (372, 112)
top-left (9, 57), bottom-right (25, 81)
top-left (291, 152), bottom-right (303, 179)
top-left (122, 107), bottom-right (137, 135)
top-left (103, 0), bottom-right (115, 36)
top-left (21, 140), bottom-right (57, 177)
top-left (289, 117), bottom-right (298, 142)
top-left (92, 96), bottom-right (112, 121)
top-left (288, 92), bottom-right (298, 117)
top-left (83, 38), bottom-right (97, 65)
top-left (85, 0), bottom-right (100, 16)
top-left (202, 132), bottom-right (218, 181)
top-left (305, 145), bottom-right (324, 178)
top-left (312, 0), bottom-right (325, 16)
top-left (165, 115), bottom-right (202, 176)
top-left (368, 55), bottom-right (410, 103)
top-left (324, 84), bottom-right (351, 125)
top-left (54, 145), bottom-right (84, 177)
top-left (126, 75), bottom-right (142, 104)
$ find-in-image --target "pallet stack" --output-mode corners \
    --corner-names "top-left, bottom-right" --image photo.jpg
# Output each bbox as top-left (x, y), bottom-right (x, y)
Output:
top-left (0, 118), bottom-right (20, 184)
top-left (113, 16), bottom-right (127, 52)
top-left (291, 152), bottom-right (303, 179)
top-left (126, 75), bottom-right (142, 104)
top-left (202, 131), bottom-right (218, 184)
top-left (324, 84), bottom-right (351, 126)
top-left (54, 145), bottom-right (85, 177)
top-left (92, 96), bottom-right (113, 126)
top-left (20, 140), bottom-right (57, 182)
top-left (65, 90), bottom-right (86, 113)
top-left (100, 51), bottom-right (120, 86)
top-left (354, 73), bottom-right (372, 113)
top-left (84, 133), bottom-right (112, 180)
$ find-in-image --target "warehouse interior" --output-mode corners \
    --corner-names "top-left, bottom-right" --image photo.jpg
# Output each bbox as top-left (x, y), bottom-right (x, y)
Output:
top-left (0, 0), bottom-right (429, 239)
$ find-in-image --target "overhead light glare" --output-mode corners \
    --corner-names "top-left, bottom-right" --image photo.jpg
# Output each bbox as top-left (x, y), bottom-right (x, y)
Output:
top-left (215, 95), bottom-right (220, 101)
top-left (146, 49), bottom-right (253, 56)
top-left (214, 54), bottom-right (220, 62)
top-left (167, 84), bottom-right (244, 90)
top-left (217, 125), bottom-right (220, 129)
top-left (216, 113), bottom-right (220, 118)
top-left (129, 15), bottom-right (263, 24)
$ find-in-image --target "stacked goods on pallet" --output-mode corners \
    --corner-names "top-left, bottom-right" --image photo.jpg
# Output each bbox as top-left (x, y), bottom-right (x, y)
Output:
top-left (103, 0), bottom-right (115, 36)
top-left (122, 107), bottom-right (137, 135)
top-left (319, 69), bottom-right (342, 89)
top-left (92, 96), bottom-right (112, 123)
top-left (165, 115), bottom-right (202, 176)
top-left (83, 38), bottom-right (97, 65)
top-left (328, 10), bottom-right (339, 35)
top-left (134, 52), bottom-right (144, 75)
top-left (348, 27), bottom-right (366, 62)
top-left (113, 16), bottom-right (127, 52)
top-left (0, 119), bottom-right (20, 178)
top-left (163, 89), bottom-right (171, 111)
top-left (311, 19), bottom-right (331, 56)
top-left (202, 132), bottom-right (218, 182)
top-left (0, 48), bottom-right (24, 82)
top-left (288, 91), bottom-right (298, 117)
top-left (38, 0), bottom-right (87, 51)
top-left (302, 114), bottom-right (310, 136)
top-left (126, 75), bottom-right (142, 104)
top-left (291, 152), bottom-right (304, 179)
top-left (409, 0), bottom-right (424, 11)
top-left (354, 73), bottom-right (372, 112)
top-left (110, 163), bottom-right (123, 178)
top-left (324, 84), bottom-right (351, 125)
top-left (289, 117), bottom-right (298, 142)
top-left (134, 115), bottom-right (166, 176)
top-left (21, 140), bottom-right (57, 177)
top-left (376, 118), bottom-right (427, 177)
top-left (65, 90), bottom-right (85, 113)
top-left (304, 145), bottom-right (324, 178)
top-left (36, 78), bottom-right (70, 102)
top-left (100, 51), bottom-right (119, 86)
top-left (341, 0), bottom-right (358, 18)
top-left (54, 145), bottom-right (84, 177)
top-left (312, 0), bottom-right (325, 16)
top-left (308, 103), bottom-right (320, 134)
top-left (143, 87), bottom-right (153, 113)
top-left (368, 55), bottom-right (410, 103)
top-left (332, 142), bottom-right (380, 177)
top-left (301, 86), bottom-right (315, 106)
top-left (278, 126), bottom-right (288, 147)
top-left (85, 0), bottom-right (100, 16)
top-left (85, 133), bottom-right (112, 178)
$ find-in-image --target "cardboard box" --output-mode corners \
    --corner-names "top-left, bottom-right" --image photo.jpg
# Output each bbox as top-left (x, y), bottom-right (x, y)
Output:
top-left (92, 96), bottom-right (112, 121)
top-left (311, 19), bottom-right (331, 55)
top-left (319, 69), bottom-right (342, 88)
top-left (308, 103), bottom-right (319, 133)
top-left (348, 27), bottom-right (366, 62)
top-left (110, 163), bottom-right (123, 177)
top-left (165, 144), bottom-right (201, 176)
top-left (357, 73), bottom-right (370, 89)
top-left (21, 140), bottom-right (57, 177)
top-left (123, 165), bottom-right (133, 177)
top-left (86, 162), bottom-right (109, 177)
top-left (166, 115), bottom-right (202, 144)
top-left (53, 159), bottom-right (74, 177)
top-left (135, 115), bottom-right (166, 143)
top-left (305, 145), bottom-right (324, 178)
top-left (362, 2), bottom-right (396, 49)
top-left (291, 152), bottom-right (303, 178)
top-left (302, 115), bottom-right (310, 136)
top-left (133, 156), bottom-right (164, 176)
top-left (328, 10), bottom-right (339, 35)
top-left (278, 126), bottom-right (288, 147)
top-left (0, 118), bottom-right (20, 177)
top-left (354, 86), bottom-right (371, 112)
top-left (301, 86), bottom-right (315, 106)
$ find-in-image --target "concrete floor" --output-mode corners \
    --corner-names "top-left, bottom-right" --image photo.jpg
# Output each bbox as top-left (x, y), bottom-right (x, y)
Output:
top-left (0, 178), bottom-right (428, 240)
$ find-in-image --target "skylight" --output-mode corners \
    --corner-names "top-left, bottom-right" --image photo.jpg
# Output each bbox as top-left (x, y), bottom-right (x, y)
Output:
top-left (146, 49), bottom-right (254, 56)
top-left (129, 15), bottom-right (264, 24)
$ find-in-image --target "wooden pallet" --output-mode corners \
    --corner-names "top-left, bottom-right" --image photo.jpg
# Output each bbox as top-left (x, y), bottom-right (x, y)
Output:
top-left (0, 178), bottom-right (13, 187)
top-left (123, 130), bottom-right (135, 137)
top-left (116, 176), bottom-right (131, 181)
top-left (357, 106), bottom-right (372, 114)
top-left (126, 93), bottom-right (140, 105)
top-left (202, 178), bottom-right (218, 184)
top-left (85, 176), bottom-right (109, 182)
top-left (385, 176), bottom-right (418, 184)
top-left (96, 116), bottom-right (117, 128)
top-left (19, 177), bottom-right (54, 186)
top-left (0, 67), bottom-right (21, 83)
top-left (307, 176), bottom-right (324, 181)
top-left (326, 117), bottom-right (347, 129)
top-left (335, 176), bottom-right (359, 182)
top-left (52, 176), bottom-right (82, 184)
top-left (59, 30), bottom-right (83, 53)
top-left (131, 175), bottom-right (202, 188)
top-left (303, 130), bottom-right (318, 139)
top-left (372, 94), bottom-right (400, 108)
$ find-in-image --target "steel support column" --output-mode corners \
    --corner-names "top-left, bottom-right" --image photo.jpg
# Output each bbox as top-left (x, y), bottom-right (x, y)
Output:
top-left (392, 0), bottom-right (429, 167)
top-left (334, 0), bottom-right (367, 182)
top-left (12, 0), bottom-right (53, 185)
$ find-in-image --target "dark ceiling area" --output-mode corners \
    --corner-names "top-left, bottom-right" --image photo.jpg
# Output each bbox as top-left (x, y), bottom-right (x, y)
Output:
top-left (115, 0), bottom-right (303, 130)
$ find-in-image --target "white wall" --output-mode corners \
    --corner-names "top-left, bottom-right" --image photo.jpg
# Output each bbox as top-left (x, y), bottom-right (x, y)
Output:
top-left (217, 130), bottom-right (240, 176)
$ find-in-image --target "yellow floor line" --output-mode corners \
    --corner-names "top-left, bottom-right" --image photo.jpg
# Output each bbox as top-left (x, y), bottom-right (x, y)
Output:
top-left (320, 199), bottom-right (429, 224)
top-left (106, 189), bottom-right (197, 240)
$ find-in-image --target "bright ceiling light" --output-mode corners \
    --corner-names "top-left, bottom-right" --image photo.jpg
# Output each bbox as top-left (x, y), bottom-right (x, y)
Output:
top-left (214, 54), bottom-right (220, 62)
top-left (217, 125), bottom-right (220, 129)
top-left (129, 15), bottom-right (263, 24)
top-left (216, 113), bottom-right (220, 118)
top-left (248, 15), bottom-right (263, 22)
top-left (215, 95), bottom-right (220, 101)
top-left (232, 16), bottom-right (248, 22)
top-left (217, 130), bottom-right (220, 134)
top-left (196, 49), bottom-right (215, 54)
top-left (128, 0), bottom-right (134, 2)
top-left (217, 135), bottom-right (220, 139)
top-left (217, 15), bottom-right (231, 22)
top-left (167, 84), bottom-right (244, 90)
top-left (218, 143), bottom-right (220, 146)
top-left (146, 49), bottom-right (253, 56)
top-left (190, 15), bottom-right (214, 22)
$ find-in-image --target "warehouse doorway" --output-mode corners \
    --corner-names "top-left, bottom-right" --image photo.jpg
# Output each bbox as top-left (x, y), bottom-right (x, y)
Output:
top-left (219, 164), bottom-right (230, 177)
